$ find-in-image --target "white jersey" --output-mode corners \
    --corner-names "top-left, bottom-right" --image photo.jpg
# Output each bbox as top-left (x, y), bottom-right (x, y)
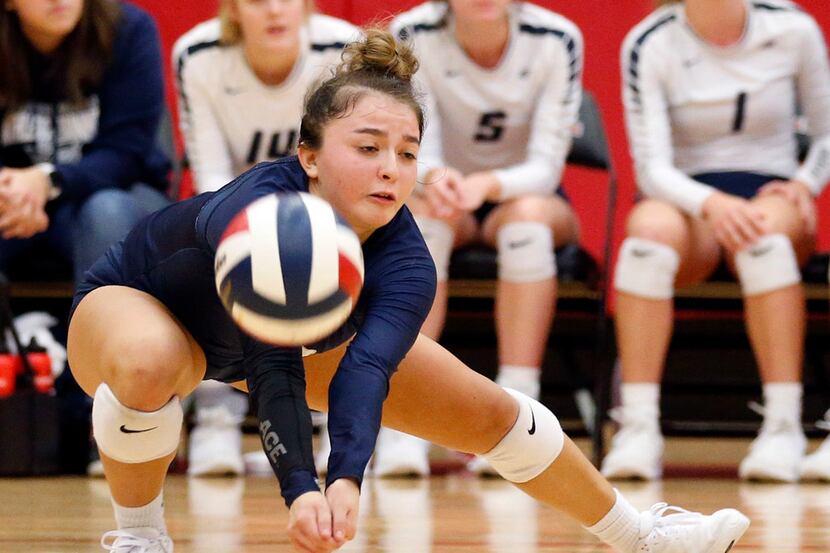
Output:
top-left (174, 15), bottom-right (359, 193)
top-left (391, 2), bottom-right (583, 199)
top-left (622, 0), bottom-right (830, 216)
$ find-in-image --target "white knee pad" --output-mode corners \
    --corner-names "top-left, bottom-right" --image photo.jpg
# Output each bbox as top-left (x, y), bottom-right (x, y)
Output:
top-left (497, 222), bottom-right (556, 283)
top-left (614, 237), bottom-right (679, 300)
top-left (92, 383), bottom-right (183, 464)
top-left (482, 388), bottom-right (565, 483)
top-left (415, 217), bottom-right (454, 282)
top-left (735, 233), bottom-right (801, 296)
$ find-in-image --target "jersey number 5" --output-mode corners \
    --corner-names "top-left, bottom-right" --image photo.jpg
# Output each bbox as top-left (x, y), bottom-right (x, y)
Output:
top-left (474, 111), bottom-right (507, 142)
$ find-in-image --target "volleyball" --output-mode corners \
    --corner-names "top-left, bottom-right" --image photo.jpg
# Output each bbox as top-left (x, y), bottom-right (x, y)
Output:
top-left (214, 192), bottom-right (364, 346)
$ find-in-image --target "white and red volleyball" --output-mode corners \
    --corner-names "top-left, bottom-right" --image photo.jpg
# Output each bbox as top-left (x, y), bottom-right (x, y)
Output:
top-left (214, 192), bottom-right (364, 346)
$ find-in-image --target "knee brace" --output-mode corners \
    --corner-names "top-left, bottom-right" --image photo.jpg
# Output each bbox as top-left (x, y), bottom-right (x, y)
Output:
top-left (497, 222), bottom-right (556, 283)
top-left (92, 383), bottom-right (183, 464)
top-left (614, 237), bottom-right (679, 299)
top-left (482, 388), bottom-right (565, 483)
top-left (415, 217), bottom-right (454, 282)
top-left (735, 233), bottom-right (801, 296)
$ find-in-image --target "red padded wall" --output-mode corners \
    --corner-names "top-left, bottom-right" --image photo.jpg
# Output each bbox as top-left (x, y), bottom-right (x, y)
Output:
top-left (133, 0), bottom-right (830, 259)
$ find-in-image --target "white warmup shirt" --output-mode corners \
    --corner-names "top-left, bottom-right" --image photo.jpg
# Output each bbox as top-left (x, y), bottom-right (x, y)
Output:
top-left (174, 15), bottom-right (359, 192)
top-left (391, 2), bottom-right (583, 200)
top-left (622, 0), bottom-right (830, 216)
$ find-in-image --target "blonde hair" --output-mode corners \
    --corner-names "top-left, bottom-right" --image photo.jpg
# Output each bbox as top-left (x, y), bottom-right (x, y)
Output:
top-left (219, 0), bottom-right (316, 45)
top-left (656, 0), bottom-right (682, 5)
top-left (299, 27), bottom-right (423, 149)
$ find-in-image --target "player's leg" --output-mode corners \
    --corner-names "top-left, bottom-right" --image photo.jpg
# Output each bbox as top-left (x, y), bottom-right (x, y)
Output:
top-left (304, 337), bottom-right (750, 553)
top-left (604, 199), bottom-right (721, 480)
top-left (68, 285), bottom-right (206, 550)
top-left (735, 194), bottom-right (813, 481)
top-left (479, 194), bottom-right (578, 401)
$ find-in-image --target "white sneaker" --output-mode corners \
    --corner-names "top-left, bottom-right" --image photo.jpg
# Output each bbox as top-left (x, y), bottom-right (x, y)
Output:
top-left (739, 410), bottom-right (806, 482)
top-left (465, 454), bottom-right (500, 477)
top-left (315, 423), bottom-right (331, 476)
top-left (187, 406), bottom-right (245, 477)
top-left (243, 450), bottom-right (273, 476)
top-left (101, 527), bottom-right (173, 552)
top-left (633, 503), bottom-right (749, 553)
top-left (801, 410), bottom-right (830, 481)
top-left (601, 407), bottom-right (663, 480)
top-left (373, 428), bottom-right (430, 477)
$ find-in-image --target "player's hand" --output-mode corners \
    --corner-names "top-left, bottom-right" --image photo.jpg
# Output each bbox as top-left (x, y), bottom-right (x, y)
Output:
top-left (325, 478), bottom-right (360, 548)
top-left (423, 167), bottom-right (465, 219)
top-left (758, 179), bottom-right (816, 235)
top-left (457, 171), bottom-right (500, 211)
top-left (702, 191), bottom-right (767, 254)
top-left (0, 167), bottom-right (50, 239)
top-left (287, 491), bottom-right (339, 553)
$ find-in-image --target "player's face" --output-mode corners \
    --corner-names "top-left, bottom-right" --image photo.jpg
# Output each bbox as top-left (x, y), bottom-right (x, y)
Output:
top-left (8, 0), bottom-right (84, 52)
top-left (233, 0), bottom-right (305, 51)
top-left (448, 0), bottom-right (511, 23)
top-left (302, 93), bottom-right (421, 241)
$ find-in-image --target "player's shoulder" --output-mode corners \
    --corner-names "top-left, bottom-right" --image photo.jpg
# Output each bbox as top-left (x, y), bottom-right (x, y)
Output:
top-left (622, 4), bottom-right (681, 56)
top-left (307, 13), bottom-right (360, 47)
top-left (750, 0), bottom-right (816, 30)
top-left (173, 18), bottom-right (223, 65)
top-left (390, 2), bottom-right (448, 41)
top-left (513, 2), bottom-right (581, 40)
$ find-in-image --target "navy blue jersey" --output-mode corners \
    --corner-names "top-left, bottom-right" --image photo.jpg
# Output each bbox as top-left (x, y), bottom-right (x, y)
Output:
top-left (75, 156), bottom-right (436, 504)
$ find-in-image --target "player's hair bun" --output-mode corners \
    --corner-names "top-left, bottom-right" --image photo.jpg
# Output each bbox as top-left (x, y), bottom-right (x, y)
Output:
top-left (338, 27), bottom-right (419, 82)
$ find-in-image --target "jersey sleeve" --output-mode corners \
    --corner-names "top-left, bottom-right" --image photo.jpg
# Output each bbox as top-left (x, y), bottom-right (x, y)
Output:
top-left (792, 16), bottom-right (830, 195)
top-left (492, 26), bottom-right (583, 199)
top-left (621, 30), bottom-right (716, 216)
top-left (243, 337), bottom-right (320, 506)
top-left (324, 220), bottom-right (436, 489)
top-left (173, 43), bottom-right (236, 193)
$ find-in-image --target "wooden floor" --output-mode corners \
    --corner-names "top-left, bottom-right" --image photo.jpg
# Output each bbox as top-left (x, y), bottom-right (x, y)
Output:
top-left (1, 472), bottom-right (829, 552)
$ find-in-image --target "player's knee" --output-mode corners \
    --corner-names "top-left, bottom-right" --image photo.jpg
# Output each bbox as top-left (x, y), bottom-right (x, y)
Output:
top-left (614, 237), bottom-right (679, 299)
top-left (497, 221), bottom-right (555, 282)
top-left (108, 337), bottom-right (189, 410)
top-left (626, 201), bottom-right (687, 247)
top-left (735, 233), bottom-right (801, 296)
top-left (499, 195), bottom-right (553, 221)
top-left (92, 382), bottom-right (183, 464)
top-left (415, 216), bottom-right (454, 282)
top-left (481, 388), bottom-right (565, 483)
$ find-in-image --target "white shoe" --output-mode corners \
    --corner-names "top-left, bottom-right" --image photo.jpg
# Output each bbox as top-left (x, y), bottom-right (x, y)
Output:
top-left (187, 406), bottom-right (244, 477)
top-left (243, 450), bottom-right (273, 476)
top-left (601, 407), bottom-right (663, 480)
top-left (633, 503), bottom-right (749, 553)
top-left (373, 428), bottom-right (430, 477)
top-left (465, 454), bottom-right (500, 477)
top-left (315, 423), bottom-right (331, 476)
top-left (801, 410), bottom-right (830, 481)
top-left (101, 527), bottom-right (173, 552)
top-left (739, 410), bottom-right (806, 482)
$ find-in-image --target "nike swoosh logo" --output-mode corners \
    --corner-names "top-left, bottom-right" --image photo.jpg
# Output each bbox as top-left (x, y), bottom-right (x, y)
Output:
top-left (224, 87), bottom-right (244, 95)
top-left (120, 425), bottom-right (158, 434)
top-left (508, 237), bottom-right (533, 249)
top-left (725, 540), bottom-right (735, 553)
top-left (631, 248), bottom-right (653, 258)
top-left (528, 407), bottom-right (536, 435)
top-left (749, 244), bottom-right (773, 257)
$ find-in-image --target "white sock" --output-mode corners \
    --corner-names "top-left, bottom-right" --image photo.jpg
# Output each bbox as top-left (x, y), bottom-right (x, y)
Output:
top-left (194, 380), bottom-right (248, 418)
top-left (586, 489), bottom-right (641, 553)
top-left (621, 383), bottom-right (660, 421)
top-left (112, 491), bottom-right (167, 534)
top-left (762, 382), bottom-right (802, 426)
top-left (496, 365), bottom-right (541, 400)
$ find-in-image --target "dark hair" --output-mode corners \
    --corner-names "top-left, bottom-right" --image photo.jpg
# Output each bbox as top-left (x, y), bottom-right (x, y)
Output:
top-left (0, 0), bottom-right (122, 111)
top-left (299, 27), bottom-right (424, 150)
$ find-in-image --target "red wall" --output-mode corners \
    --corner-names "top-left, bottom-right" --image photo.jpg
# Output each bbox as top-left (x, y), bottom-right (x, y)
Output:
top-left (133, 0), bottom-right (830, 260)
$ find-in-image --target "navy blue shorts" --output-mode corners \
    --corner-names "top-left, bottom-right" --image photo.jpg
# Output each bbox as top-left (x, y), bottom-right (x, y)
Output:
top-left (693, 172), bottom-right (785, 199)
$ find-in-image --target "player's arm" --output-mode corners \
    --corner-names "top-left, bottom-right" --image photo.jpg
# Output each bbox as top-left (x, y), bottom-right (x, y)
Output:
top-left (792, 15), bottom-right (830, 196)
top-left (173, 41), bottom-right (236, 193)
top-left (491, 25), bottom-right (584, 199)
top-left (621, 30), bottom-right (715, 217)
top-left (243, 340), bottom-right (321, 506)
top-left (324, 234), bottom-right (437, 490)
